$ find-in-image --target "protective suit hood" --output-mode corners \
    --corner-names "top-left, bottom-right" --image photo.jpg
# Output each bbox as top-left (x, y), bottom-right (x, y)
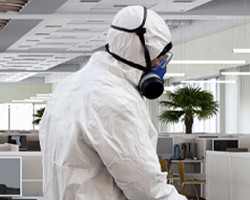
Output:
top-left (106, 6), bottom-right (172, 86)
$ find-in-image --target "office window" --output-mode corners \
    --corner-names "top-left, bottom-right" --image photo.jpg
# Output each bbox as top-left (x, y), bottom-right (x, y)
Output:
top-left (10, 104), bottom-right (33, 130)
top-left (0, 104), bottom-right (8, 130)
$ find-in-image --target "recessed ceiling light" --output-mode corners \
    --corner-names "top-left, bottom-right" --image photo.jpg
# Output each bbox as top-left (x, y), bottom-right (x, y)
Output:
top-left (56, 28), bottom-right (89, 32)
top-left (80, 0), bottom-right (100, 2)
top-left (12, 58), bottom-right (45, 61)
top-left (77, 45), bottom-right (92, 48)
top-left (164, 73), bottom-right (186, 78)
top-left (232, 49), bottom-right (250, 53)
top-left (29, 47), bottom-right (68, 51)
top-left (173, 0), bottom-right (194, 3)
top-left (55, 57), bottom-right (67, 59)
top-left (45, 36), bottom-right (77, 39)
top-left (46, 60), bottom-right (58, 63)
top-left (35, 33), bottom-right (50, 35)
top-left (87, 20), bottom-right (107, 24)
top-left (18, 45), bottom-right (32, 48)
top-left (90, 39), bottom-right (105, 42)
top-left (37, 42), bottom-right (76, 46)
top-left (26, 40), bottom-right (40, 42)
top-left (170, 60), bottom-right (247, 65)
top-left (181, 80), bottom-right (236, 84)
top-left (221, 72), bottom-right (250, 76)
top-left (113, 4), bottom-right (129, 8)
top-left (18, 55), bottom-right (54, 57)
top-left (45, 25), bottom-right (63, 28)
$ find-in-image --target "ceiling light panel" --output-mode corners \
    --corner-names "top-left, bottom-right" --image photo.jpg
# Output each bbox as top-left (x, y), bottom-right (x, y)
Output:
top-left (0, 53), bottom-right (82, 74)
top-left (181, 80), bottom-right (236, 84)
top-left (56, 0), bottom-right (156, 13)
top-left (173, 0), bottom-right (195, 3)
top-left (169, 60), bottom-right (247, 64)
top-left (36, 42), bottom-right (77, 47)
top-left (68, 20), bottom-right (109, 25)
top-left (232, 49), bottom-right (250, 53)
top-left (149, 0), bottom-right (215, 12)
top-left (221, 72), bottom-right (250, 76)
top-left (80, 0), bottom-right (101, 2)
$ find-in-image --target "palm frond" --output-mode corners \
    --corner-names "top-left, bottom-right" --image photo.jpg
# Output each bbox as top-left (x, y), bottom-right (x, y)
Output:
top-left (32, 107), bottom-right (45, 125)
top-left (159, 110), bottom-right (184, 123)
top-left (159, 85), bottom-right (219, 132)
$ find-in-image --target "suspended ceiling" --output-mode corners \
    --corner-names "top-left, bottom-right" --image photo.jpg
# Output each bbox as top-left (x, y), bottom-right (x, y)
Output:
top-left (0, 0), bottom-right (249, 82)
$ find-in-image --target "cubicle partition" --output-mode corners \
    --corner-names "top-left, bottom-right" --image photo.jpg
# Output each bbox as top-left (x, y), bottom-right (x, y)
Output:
top-left (206, 151), bottom-right (250, 200)
top-left (0, 152), bottom-right (43, 197)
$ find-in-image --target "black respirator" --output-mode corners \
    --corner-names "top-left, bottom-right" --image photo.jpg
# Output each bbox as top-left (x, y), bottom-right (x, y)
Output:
top-left (105, 7), bottom-right (173, 99)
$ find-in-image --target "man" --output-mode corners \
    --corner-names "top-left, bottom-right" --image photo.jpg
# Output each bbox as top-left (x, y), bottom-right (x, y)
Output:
top-left (39, 5), bottom-right (187, 200)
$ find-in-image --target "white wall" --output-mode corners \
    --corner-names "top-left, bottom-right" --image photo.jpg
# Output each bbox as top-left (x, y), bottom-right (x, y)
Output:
top-left (220, 65), bottom-right (250, 134)
top-left (0, 83), bottom-right (52, 103)
top-left (168, 20), bottom-right (250, 84)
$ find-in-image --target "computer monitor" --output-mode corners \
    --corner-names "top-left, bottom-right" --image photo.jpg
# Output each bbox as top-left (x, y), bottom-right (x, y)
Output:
top-left (198, 135), bottom-right (219, 139)
top-left (8, 135), bottom-right (27, 149)
top-left (0, 157), bottom-right (22, 197)
top-left (157, 137), bottom-right (173, 159)
top-left (0, 152), bottom-right (43, 197)
top-left (212, 138), bottom-right (239, 151)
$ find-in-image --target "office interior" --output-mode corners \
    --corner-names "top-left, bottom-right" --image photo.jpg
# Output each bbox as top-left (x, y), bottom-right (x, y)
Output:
top-left (0, 0), bottom-right (249, 199)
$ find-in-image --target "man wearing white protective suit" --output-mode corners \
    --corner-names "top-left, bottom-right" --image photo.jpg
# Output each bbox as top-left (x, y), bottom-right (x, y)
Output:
top-left (39, 5), bottom-right (187, 200)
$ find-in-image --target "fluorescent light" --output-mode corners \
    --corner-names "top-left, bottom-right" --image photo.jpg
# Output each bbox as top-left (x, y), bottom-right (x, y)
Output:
top-left (164, 86), bottom-right (176, 91)
top-left (12, 100), bottom-right (25, 103)
top-left (169, 60), bottom-right (247, 64)
top-left (12, 99), bottom-right (43, 103)
top-left (30, 96), bottom-right (50, 100)
top-left (24, 99), bottom-right (44, 103)
top-left (36, 93), bottom-right (51, 97)
top-left (232, 49), bottom-right (250, 53)
top-left (181, 80), bottom-right (236, 84)
top-left (221, 72), bottom-right (250, 76)
top-left (164, 73), bottom-right (185, 78)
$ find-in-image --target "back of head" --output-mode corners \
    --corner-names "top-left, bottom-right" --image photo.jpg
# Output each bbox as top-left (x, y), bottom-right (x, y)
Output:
top-left (107, 6), bottom-right (172, 68)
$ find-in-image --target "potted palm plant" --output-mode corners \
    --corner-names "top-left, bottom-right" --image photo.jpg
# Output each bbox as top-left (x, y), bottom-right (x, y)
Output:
top-left (32, 107), bottom-right (45, 125)
top-left (159, 86), bottom-right (219, 134)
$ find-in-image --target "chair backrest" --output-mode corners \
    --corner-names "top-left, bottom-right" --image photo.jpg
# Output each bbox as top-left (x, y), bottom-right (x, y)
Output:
top-left (177, 161), bottom-right (187, 195)
top-left (159, 159), bottom-right (168, 172)
top-left (177, 161), bottom-right (186, 183)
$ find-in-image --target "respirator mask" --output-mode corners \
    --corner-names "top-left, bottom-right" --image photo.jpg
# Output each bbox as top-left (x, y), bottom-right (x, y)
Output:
top-left (105, 7), bottom-right (173, 99)
top-left (138, 51), bottom-right (173, 99)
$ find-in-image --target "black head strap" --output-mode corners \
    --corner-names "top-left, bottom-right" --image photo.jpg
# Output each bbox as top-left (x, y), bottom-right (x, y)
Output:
top-left (106, 7), bottom-right (151, 72)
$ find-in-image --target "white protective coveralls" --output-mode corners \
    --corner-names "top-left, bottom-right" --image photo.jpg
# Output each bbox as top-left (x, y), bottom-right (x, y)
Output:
top-left (39, 6), bottom-right (187, 200)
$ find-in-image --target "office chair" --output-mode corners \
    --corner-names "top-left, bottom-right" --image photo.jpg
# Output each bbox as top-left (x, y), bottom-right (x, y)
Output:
top-left (177, 161), bottom-right (206, 200)
top-left (159, 159), bottom-right (180, 184)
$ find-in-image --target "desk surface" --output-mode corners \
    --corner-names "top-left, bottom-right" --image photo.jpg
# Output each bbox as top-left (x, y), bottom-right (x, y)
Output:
top-left (172, 173), bottom-right (206, 180)
top-left (171, 159), bottom-right (204, 163)
top-left (13, 197), bottom-right (43, 200)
